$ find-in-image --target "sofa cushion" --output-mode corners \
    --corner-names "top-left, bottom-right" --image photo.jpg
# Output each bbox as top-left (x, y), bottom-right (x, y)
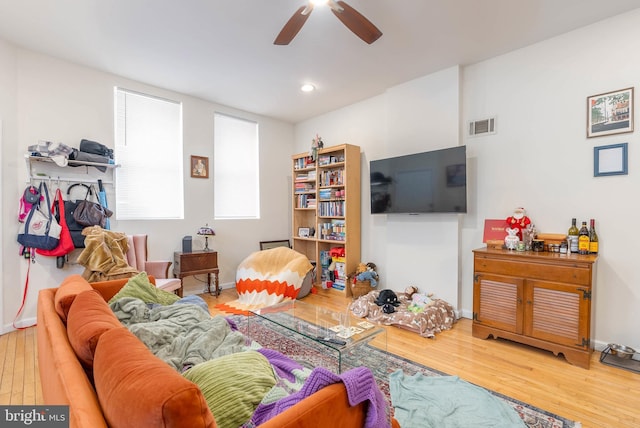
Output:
top-left (66, 289), bottom-right (123, 375)
top-left (54, 274), bottom-right (93, 322)
top-left (183, 351), bottom-right (277, 428)
top-left (93, 327), bottom-right (216, 428)
top-left (107, 271), bottom-right (180, 306)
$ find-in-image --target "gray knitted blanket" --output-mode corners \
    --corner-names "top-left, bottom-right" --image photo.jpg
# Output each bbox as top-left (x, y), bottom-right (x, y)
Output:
top-left (110, 297), bottom-right (246, 371)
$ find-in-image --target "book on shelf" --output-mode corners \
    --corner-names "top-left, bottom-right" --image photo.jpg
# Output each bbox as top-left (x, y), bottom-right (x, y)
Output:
top-left (320, 169), bottom-right (343, 186)
top-left (294, 156), bottom-right (316, 170)
top-left (318, 154), bottom-right (344, 166)
top-left (295, 182), bottom-right (315, 193)
top-left (296, 194), bottom-right (316, 209)
top-left (319, 201), bottom-right (345, 216)
top-left (319, 219), bottom-right (346, 241)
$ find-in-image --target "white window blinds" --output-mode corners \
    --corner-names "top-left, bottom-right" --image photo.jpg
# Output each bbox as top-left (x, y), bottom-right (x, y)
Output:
top-left (214, 113), bottom-right (259, 219)
top-left (115, 88), bottom-right (184, 219)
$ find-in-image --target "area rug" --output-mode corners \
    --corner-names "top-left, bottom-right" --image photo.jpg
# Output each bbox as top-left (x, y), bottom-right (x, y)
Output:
top-left (229, 314), bottom-right (580, 428)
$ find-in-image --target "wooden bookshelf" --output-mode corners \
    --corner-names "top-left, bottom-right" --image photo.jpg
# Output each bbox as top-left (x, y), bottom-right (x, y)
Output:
top-left (292, 144), bottom-right (361, 296)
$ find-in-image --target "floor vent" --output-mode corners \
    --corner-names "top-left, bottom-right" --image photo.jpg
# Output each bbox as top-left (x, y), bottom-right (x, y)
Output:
top-left (468, 117), bottom-right (496, 137)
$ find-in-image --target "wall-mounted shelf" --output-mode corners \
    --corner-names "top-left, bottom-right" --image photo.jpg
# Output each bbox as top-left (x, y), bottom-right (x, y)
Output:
top-left (26, 154), bottom-right (120, 185)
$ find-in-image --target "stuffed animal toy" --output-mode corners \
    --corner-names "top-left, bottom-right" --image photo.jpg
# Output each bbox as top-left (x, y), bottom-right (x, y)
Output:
top-left (375, 289), bottom-right (400, 313)
top-left (353, 262), bottom-right (378, 286)
top-left (407, 292), bottom-right (435, 313)
top-left (404, 285), bottom-right (418, 298)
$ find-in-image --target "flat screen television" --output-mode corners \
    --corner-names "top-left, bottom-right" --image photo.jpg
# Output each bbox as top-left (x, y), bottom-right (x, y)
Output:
top-left (370, 146), bottom-right (467, 214)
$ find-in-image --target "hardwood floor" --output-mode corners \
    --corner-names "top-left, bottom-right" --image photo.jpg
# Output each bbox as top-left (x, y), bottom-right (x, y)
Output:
top-left (1, 287), bottom-right (638, 427)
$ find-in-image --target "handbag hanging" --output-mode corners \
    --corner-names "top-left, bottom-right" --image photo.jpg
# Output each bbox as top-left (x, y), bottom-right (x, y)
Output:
top-left (65, 183), bottom-right (91, 248)
top-left (17, 182), bottom-right (62, 250)
top-left (73, 184), bottom-right (113, 228)
top-left (36, 188), bottom-right (75, 258)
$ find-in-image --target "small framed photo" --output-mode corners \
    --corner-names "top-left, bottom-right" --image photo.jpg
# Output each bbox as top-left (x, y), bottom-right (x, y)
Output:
top-left (298, 227), bottom-right (310, 238)
top-left (594, 143), bottom-right (628, 177)
top-left (191, 156), bottom-right (209, 178)
top-left (587, 87), bottom-right (634, 138)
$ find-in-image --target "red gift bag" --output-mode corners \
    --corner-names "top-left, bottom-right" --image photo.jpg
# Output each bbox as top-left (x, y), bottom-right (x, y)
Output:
top-left (37, 188), bottom-right (75, 257)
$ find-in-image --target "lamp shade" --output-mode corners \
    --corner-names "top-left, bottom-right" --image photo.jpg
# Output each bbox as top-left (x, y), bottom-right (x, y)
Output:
top-left (197, 225), bottom-right (215, 236)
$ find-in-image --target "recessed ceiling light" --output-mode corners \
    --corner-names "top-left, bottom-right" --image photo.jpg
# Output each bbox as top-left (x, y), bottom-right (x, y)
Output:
top-left (301, 84), bottom-right (316, 92)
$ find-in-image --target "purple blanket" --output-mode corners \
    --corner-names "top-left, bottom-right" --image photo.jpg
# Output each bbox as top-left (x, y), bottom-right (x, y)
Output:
top-left (251, 362), bottom-right (390, 428)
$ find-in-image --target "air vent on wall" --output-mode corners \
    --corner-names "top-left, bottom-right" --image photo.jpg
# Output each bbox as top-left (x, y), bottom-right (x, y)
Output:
top-left (468, 117), bottom-right (496, 137)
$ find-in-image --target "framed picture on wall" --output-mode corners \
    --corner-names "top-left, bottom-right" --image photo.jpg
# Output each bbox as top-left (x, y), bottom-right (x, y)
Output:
top-left (587, 87), bottom-right (634, 138)
top-left (191, 155), bottom-right (209, 178)
top-left (594, 143), bottom-right (628, 176)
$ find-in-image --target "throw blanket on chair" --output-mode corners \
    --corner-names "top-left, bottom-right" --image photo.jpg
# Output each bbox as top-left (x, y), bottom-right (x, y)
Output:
top-left (216, 247), bottom-right (313, 315)
top-left (77, 226), bottom-right (139, 282)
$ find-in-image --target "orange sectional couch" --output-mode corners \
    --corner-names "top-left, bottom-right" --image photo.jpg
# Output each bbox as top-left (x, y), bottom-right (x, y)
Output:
top-left (37, 275), bottom-right (377, 428)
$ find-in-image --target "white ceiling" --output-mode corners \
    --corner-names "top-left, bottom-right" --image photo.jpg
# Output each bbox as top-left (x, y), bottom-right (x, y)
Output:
top-left (1, 0), bottom-right (639, 123)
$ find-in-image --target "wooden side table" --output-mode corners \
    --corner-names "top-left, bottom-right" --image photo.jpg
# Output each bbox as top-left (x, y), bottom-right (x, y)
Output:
top-left (173, 250), bottom-right (220, 296)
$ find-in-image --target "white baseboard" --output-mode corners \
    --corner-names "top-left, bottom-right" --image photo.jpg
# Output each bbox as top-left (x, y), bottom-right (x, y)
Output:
top-left (2, 317), bottom-right (37, 335)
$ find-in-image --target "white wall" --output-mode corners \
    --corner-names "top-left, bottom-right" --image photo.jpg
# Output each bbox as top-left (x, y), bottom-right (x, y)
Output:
top-left (1, 46), bottom-right (294, 332)
top-left (295, 66), bottom-right (463, 309)
top-left (461, 9), bottom-right (640, 350)
top-left (297, 9), bottom-right (640, 351)
top-left (3, 9), bottom-right (640, 351)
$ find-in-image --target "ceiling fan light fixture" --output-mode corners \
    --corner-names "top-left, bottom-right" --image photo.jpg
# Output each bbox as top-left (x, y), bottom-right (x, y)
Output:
top-left (274, 0), bottom-right (381, 45)
top-left (301, 83), bottom-right (316, 92)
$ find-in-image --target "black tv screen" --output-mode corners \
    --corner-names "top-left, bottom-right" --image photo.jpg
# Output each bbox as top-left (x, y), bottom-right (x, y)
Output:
top-left (370, 146), bottom-right (467, 214)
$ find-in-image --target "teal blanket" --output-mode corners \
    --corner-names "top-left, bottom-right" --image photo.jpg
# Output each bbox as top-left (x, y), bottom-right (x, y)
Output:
top-left (389, 371), bottom-right (526, 428)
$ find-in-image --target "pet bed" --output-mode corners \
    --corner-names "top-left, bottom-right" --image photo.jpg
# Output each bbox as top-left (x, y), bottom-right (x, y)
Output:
top-left (349, 290), bottom-right (456, 338)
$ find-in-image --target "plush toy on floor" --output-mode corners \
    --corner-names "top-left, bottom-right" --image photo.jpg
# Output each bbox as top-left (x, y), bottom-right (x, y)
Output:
top-left (404, 286), bottom-right (436, 313)
top-left (375, 289), bottom-right (400, 314)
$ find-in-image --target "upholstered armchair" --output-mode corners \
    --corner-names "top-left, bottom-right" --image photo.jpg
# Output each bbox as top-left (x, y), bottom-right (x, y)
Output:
top-left (126, 235), bottom-right (183, 296)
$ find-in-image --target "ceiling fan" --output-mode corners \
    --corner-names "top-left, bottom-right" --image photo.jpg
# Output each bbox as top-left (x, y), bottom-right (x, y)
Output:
top-left (274, 0), bottom-right (382, 45)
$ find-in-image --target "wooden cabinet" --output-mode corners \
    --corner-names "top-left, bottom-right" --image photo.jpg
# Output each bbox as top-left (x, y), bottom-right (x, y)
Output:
top-left (173, 251), bottom-right (219, 295)
top-left (472, 248), bottom-right (597, 368)
top-left (291, 144), bottom-right (361, 296)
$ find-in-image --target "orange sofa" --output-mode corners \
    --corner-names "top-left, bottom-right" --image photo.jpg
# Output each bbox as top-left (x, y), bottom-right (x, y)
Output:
top-left (37, 275), bottom-right (392, 428)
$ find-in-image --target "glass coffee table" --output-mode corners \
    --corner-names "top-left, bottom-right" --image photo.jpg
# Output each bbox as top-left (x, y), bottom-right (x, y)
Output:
top-left (249, 299), bottom-right (386, 373)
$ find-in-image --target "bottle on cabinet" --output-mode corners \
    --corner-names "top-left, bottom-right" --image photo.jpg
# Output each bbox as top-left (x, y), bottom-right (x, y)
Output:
top-left (589, 219), bottom-right (598, 254)
top-left (578, 221), bottom-right (590, 255)
top-left (567, 218), bottom-right (579, 253)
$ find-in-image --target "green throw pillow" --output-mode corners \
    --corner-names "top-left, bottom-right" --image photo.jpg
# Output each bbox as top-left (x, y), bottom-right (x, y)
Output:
top-left (183, 351), bottom-right (276, 428)
top-left (108, 272), bottom-right (180, 306)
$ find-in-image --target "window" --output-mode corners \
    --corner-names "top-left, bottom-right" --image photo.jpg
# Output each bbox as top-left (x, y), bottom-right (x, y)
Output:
top-left (214, 113), bottom-right (259, 219)
top-left (115, 88), bottom-right (183, 219)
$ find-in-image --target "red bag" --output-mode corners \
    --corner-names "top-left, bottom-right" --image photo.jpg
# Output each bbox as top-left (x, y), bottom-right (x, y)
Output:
top-left (37, 188), bottom-right (75, 257)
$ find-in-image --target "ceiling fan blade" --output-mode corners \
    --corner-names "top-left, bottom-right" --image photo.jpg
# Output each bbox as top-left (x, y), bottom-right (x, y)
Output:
top-left (332, 1), bottom-right (382, 44)
top-left (274, 5), bottom-right (313, 45)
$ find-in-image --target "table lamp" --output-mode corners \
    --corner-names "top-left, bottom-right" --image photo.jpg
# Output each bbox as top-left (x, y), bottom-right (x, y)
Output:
top-left (197, 224), bottom-right (215, 251)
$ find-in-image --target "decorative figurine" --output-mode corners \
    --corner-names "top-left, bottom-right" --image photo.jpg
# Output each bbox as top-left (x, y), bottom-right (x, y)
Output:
top-left (310, 134), bottom-right (323, 160)
top-left (505, 207), bottom-right (531, 241)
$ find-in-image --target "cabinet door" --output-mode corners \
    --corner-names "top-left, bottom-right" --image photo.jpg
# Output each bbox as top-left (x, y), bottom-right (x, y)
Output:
top-left (474, 273), bottom-right (523, 334)
top-left (524, 280), bottom-right (591, 349)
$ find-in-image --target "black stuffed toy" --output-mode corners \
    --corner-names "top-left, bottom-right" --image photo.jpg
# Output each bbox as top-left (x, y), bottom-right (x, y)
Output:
top-left (375, 289), bottom-right (400, 314)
